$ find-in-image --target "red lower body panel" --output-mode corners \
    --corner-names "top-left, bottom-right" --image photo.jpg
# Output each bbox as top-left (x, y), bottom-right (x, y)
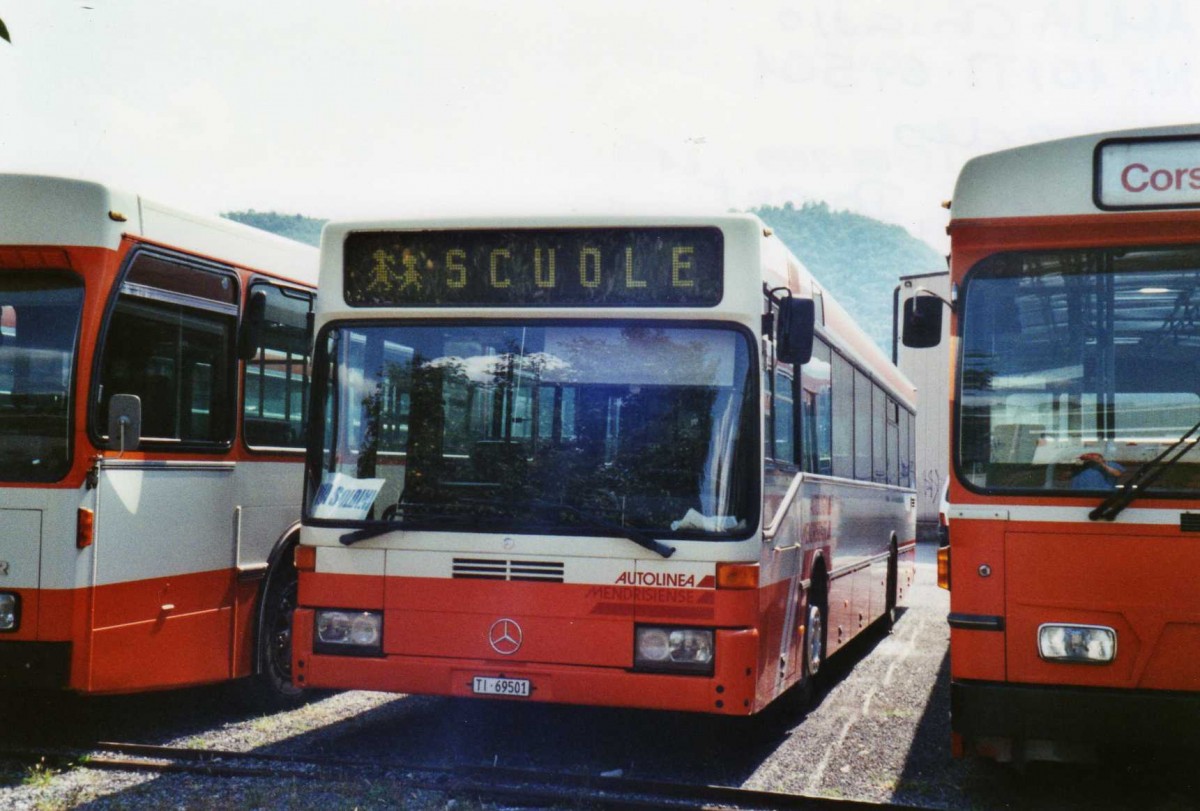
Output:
top-left (293, 608), bottom-right (760, 715)
top-left (1, 569), bottom-right (261, 694)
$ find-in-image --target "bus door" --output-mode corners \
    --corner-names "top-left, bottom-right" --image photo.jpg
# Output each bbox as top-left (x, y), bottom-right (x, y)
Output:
top-left (89, 460), bottom-right (237, 691)
top-left (765, 360), bottom-right (806, 691)
top-left (86, 249), bottom-right (241, 692)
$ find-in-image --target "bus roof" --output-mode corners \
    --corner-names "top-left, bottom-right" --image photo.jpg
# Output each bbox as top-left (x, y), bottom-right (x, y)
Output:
top-left (0, 173), bottom-right (317, 285)
top-left (951, 123), bottom-right (1200, 221)
top-left (320, 212), bottom-right (764, 240)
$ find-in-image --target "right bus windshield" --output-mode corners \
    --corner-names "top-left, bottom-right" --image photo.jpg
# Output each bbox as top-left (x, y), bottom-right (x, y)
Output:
top-left (959, 246), bottom-right (1200, 494)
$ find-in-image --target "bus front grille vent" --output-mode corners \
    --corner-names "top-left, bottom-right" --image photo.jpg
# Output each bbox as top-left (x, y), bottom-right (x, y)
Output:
top-left (452, 558), bottom-right (565, 582)
top-left (1181, 513), bottom-right (1200, 533)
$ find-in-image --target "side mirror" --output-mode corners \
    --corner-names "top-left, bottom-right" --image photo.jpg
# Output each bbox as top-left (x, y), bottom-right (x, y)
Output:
top-left (107, 394), bottom-right (142, 453)
top-left (777, 298), bottom-right (815, 365)
top-left (902, 296), bottom-right (945, 348)
top-left (238, 289), bottom-right (268, 361)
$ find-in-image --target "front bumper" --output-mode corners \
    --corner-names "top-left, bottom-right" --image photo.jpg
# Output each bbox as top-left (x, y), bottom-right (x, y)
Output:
top-left (953, 679), bottom-right (1200, 748)
top-left (293, 608), bottom-right (761, 715)
top-left (0, 641), bottom-right (71, 689)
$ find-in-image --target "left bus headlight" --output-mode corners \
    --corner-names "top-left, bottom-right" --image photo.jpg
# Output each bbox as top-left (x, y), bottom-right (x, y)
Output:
top-left (0, 593), bottom-right (18, 631)
top-left (314, 609), bottom-right (383, 655)
top-left (634, 625), bottom-right (714, 674)
top-left (1038, 623), bottom-right (1116, 664)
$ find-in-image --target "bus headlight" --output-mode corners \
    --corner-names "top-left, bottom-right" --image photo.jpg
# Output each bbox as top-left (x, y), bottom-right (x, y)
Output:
top-left (314, 610), bottom-right (383, 655)
top-left (634, 626), bottom-right (714, 674)
top-left (1038, 623), bottom-right (1116, 664)
top-left (0, 593), bottom-right (18, 631)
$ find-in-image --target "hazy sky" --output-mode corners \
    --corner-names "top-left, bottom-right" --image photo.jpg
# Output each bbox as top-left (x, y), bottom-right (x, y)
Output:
top-left (3, 1), bottom-right (1198, 251)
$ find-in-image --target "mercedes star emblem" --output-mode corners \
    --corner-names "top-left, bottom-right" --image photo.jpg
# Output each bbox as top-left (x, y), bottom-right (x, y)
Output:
top-left (488, 618), bottom-right (523, 655)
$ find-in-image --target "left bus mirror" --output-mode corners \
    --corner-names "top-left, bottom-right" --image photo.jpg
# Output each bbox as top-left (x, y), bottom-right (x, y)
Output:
top-left (777, 298), bottom-right (815, 365)
top-left (902, 296), bottom-right (944, 348)
top-left (107, 394), bottom-right (142, 453)
top-left (238, 289), bottom-right (268, 361)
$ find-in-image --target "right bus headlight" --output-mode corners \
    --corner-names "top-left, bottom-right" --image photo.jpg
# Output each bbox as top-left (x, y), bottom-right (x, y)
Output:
top-left (1038, 623), bottom-right (1116, 664)
top-left (314, 609), bottom-right (383, 655)
top-left (634, 625), bottom-right (714, 674)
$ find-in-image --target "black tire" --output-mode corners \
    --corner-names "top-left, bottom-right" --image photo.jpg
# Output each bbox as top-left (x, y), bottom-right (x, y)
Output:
top-left (783, 585), bottom-right (826, 711)
top-left (244, 554), bottom-right (305, 709)
top-left (884, 543), bottom-right (899, 631)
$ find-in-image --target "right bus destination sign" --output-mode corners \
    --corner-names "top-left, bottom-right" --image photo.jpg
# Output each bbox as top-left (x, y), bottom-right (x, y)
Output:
top-left (1096, 134), bottom-right (1200, 210)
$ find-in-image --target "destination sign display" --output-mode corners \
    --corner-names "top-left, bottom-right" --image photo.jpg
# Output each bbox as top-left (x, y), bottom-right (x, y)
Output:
top-left (1096, 135), bottom-right (1200, 210)
top-left (343, 227), bottom-right (723, 307)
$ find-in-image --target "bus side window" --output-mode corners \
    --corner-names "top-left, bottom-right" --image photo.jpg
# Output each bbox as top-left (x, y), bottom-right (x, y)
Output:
top-left (801, 338), bottom-right (832, 475)
top-left (243, 283), bottom-right (315, 449)
top-left (886, 397), bottom-right (900, 486)
top-left (854, 368), bottom-right (873, 481)
top-left (831, 351), bottom-right (854, 478)
top-left (96, 253), bottom-right (237, 446)
top-left (773, 366), bottom-right (795, 465)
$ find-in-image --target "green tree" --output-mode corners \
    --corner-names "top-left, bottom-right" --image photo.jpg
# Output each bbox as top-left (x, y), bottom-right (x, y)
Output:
top-left (1, 17), bottom-right (10, 43)
top-left (221, 210), bottom-right (326, 247)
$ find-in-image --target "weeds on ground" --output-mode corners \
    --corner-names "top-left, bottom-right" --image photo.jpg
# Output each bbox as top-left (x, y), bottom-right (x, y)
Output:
top-left (22, 757), bottom-right (58, 788)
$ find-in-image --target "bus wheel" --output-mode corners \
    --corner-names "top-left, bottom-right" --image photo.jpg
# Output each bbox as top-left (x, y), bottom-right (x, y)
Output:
top-left (247, 555), bottom-right (305, 708)
top-left (884, 543), bottom-right (899, 631)
top-left (804, 597), bottom-right (826, 680)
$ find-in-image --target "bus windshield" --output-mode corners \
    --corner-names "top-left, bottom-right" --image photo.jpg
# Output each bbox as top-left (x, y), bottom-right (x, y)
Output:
top-left (959, 246), bottom-right (1200, 494)
top-left (0, 272), bottom-right (84, 482)
top-left (309, 322), bottom-right (757, 539)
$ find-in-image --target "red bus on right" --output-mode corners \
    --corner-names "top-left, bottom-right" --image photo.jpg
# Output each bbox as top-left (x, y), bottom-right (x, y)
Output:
top-left (904, 124), bottom-right (1200, 762)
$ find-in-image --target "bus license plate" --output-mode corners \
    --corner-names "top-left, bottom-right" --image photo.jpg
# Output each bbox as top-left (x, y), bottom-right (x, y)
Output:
top-left (472, 676), bottom-right (531, 697)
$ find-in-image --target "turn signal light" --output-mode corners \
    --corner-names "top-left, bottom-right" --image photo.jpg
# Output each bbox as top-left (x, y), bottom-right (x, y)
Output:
top-left (937, 545), bottom-right (950, 590)
top-left (716, 562), bottom-right (759, 589)
top-left (76, 508), bottom-right (95, 549)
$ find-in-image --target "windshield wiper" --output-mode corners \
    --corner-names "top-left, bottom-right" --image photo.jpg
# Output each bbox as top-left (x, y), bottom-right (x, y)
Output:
top-left (339, 522), bottom-right (401, 545)
top-left (523, 498), bottom-right (676, 558)
top-left (1089, 416), bottom-right (1200, 521)
top-left (337, 503), bottom-right (489, 545)
top-left (338, 496), bottom-right (676, 558)
top-left (433, 495), bottom-right (676, 558)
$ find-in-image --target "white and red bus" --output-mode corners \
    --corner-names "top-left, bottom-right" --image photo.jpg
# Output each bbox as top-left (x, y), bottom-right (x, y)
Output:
top-left (904, 124), bottom-right (1200, 760)
top-left (0, 175), bottom-right (317, 701)
top-left (294, 214), bottom-right (916, 714)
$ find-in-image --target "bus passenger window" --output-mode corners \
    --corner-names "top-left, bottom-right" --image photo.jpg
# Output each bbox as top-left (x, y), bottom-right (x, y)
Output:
top-left (854, 368), bottom-right (872, 481)
top-left (97, 255), bottom-right (236, 446)
top-left (801, 339), bottom-right (832, 475)
top-left (244, 283), bottom-right (314, 449)
top-left (773, 368), bottom-right (795, 465)
top-left (831, 352), bottom-right (854, 478)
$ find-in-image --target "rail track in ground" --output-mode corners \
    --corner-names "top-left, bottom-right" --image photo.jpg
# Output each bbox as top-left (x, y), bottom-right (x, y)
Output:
top-left (2, 740), bottom-right (928, 811)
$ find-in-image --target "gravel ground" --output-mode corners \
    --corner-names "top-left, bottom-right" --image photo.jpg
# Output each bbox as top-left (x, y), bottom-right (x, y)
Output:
top-left (5, 544), bottom-right (1200, 810)
top-left (0, 691), bottom-right (492, 811)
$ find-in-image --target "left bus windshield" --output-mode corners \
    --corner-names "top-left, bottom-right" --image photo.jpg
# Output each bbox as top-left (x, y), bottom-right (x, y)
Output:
top-left (0, 272), bottom-right (84, 482)
top-left (309, 323), bottom-right (757, 539)
top-left (959, 246), bottom-right (1200, 494)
